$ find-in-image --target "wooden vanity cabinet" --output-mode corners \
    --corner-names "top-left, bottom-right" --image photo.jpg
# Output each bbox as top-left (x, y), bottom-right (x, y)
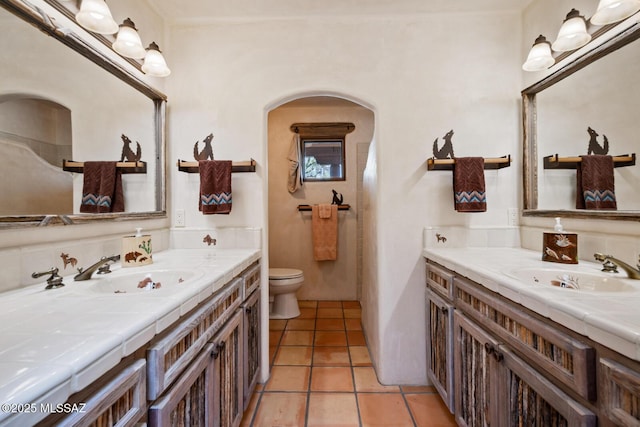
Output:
top-left (426, 289), bottom-right (454, 412)
top-left (242, 288), bottom-right (261, 410)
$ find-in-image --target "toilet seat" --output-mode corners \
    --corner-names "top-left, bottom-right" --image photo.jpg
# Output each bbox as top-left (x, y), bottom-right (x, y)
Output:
top-left (269, 268), bottom-right (303, 280)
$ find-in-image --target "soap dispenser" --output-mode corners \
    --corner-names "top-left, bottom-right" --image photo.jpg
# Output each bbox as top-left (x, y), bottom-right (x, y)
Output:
top-left (122, 227), bottom-right (153, 267)
top-left (542, 217), bottom-right (578, 264)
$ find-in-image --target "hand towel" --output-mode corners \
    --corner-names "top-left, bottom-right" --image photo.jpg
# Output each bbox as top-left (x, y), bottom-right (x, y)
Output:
top-left (199, 160), bottom-right (232, 214)
top-left (576, 155), bottom-right (617, 210)
top-left (312, 204), bottom-right (338, 261)
top-left (287, 133), bottom-right (303, 193)
top-left (453, 157), bottom-right (486, 212)
top-left (80, 161), bottom-right (124, 213)
top-left (319, 204), bottom-right (333, 219)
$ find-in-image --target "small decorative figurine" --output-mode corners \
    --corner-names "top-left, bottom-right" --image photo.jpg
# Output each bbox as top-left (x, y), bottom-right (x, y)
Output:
top-left (331, 189), bottom-right (343, 205)
top-left (194, 133), bottom-right (215, 160)
top-left (120, 134), bottom-right (142, 162)
top-left (60, 252), bottom-right (77, 269)
top-left (436, 233), bottom-right (447, 243)
top-left (432, 129), bottom-right (455, 159)
top-left (587, 126), bottom-right (609, 155)
top-left (203, 234), bottom-right (217, 246)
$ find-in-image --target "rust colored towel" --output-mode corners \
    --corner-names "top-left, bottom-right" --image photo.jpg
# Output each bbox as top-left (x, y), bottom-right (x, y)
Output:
top-left (199, 160), bottom-right (232, 214)
top-left (312, 204), bottom-right (338, 261)
top-left (453, 157), bottom-right (486, 212)
top-left (576, 155), bottom-right (617, 210)
top-left (80, 161), bottom-right (124, 213)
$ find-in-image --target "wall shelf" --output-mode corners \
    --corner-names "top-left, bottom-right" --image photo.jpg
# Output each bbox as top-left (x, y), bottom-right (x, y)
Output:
top-left (177, 159), bottom-right (257, 173)
top-left (62, 160), bottom-right (147, 174)
top-left (427, 155), bottom-right (511, 171)
top-left (297, 204), bottom-right (351, 211)
top-left (543, 153), bottom-right (636, 170)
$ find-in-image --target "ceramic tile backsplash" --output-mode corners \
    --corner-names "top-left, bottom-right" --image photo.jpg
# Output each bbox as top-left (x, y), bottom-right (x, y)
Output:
top-left (0, 228), bottom-right (170, 293)
top-left (170, 227), bottom-right (262, 249)
top-left (423, 226), bottom-right (520, 249)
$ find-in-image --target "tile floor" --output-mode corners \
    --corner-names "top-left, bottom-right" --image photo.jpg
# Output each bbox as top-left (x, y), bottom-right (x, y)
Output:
top-left (240, 300), bottom-right (456, 427)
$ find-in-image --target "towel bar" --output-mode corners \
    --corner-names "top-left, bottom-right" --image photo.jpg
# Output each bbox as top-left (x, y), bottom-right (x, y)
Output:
top-left (297, 204), bottom-right (350, 211)
top-left (177, 159), bottom-right (257, 173)
top-left (427, 155), bottom-right (511, 171)
top-left (543, 153), bottom-right (636, 170)
top-left (62, 160), bottom-right (147, 174)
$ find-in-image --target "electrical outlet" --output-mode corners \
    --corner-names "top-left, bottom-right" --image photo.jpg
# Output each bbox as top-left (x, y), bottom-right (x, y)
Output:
top-left (507, 208), bottom-right (518, 226)
top-left (175, 209), bottom-right (185, 227)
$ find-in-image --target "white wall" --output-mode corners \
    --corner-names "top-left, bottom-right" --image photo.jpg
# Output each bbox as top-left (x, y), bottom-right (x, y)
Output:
top-left (167, 11), bottom-right (522, 384)
top-left (267, 102), bottom-right (374, 301)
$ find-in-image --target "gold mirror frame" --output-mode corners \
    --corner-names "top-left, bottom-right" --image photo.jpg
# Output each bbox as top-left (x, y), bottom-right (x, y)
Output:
top-left (0, 0), bottom-right (167, 229)
top-left (522, 22), bottom-right (640, 221)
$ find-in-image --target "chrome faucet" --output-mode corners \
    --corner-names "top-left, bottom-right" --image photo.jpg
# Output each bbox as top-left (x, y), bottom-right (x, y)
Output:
top-left (594, 253), bottom-right (640, 280)
top-left (32, 267), bottom-right (65, 289)
top-left (74, 255), bottom-right (120, 281)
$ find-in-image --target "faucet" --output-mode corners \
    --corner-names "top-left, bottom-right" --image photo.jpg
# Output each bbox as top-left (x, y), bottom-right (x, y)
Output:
top-left (32, 267), bottom-right (65, 289)
top-left (594, 253), bottom-right (640, 280)
top-left (74, 255), bottom-right (120, 281)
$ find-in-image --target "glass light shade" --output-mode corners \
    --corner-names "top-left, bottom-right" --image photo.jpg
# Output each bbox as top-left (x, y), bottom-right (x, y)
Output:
top-left (552, 9), bottom-right (591, 52)
top-left (142, 42), bottom-right (171, 77)
top-left (522, 35), bottom-right (555, 71)
top-left (75, 0), bottom-right (118, 34)
top-left (112, 18), bottom-right (146, 59)
top-left (591, 0), bottom-right (640, 25)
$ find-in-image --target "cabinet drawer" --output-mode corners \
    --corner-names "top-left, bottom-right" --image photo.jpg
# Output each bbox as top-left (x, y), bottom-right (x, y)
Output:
top-left (147, 277), bottom-right (242, 400)
top-left (242, 262), bottom-right (261, 300)
top-left (455, 275), bottom-right (596, 401)
top-left (426, 261), bottom-right (454, 301)
top-left (600, 358), bottom-right (640, 427)
top-left (57, 359), bottom-right (146, 427)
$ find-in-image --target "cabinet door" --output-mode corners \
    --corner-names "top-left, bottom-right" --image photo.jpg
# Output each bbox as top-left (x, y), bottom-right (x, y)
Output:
top-left (212, 309), bottom-right (244, 427)
top-left (148, 344), bottom-right (216, 427)
top-left (426, 289), bottom-right (454, 412)
top-left (600, 358), bottom-right (640, 427)
top-left (454, 311), bottom-right (501, 427)
top-left (496, 345), bottom-right (596, 427)
top-left (242, 288), bottom-right (261, 410)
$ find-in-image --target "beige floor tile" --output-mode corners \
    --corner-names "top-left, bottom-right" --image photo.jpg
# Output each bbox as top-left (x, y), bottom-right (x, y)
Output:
top-left (269, 346), bottom-right (277, 365)
top-left (316, 318), bottom-right (345, 331)
top-left (269, 319), bottom-right (287, 331)
top-left (349, 346), bottom-right (372, 366)
top-left (239, 391), bottom-right (260, 427)
top-left (298, 307), bottom-right (318, 319)
top-left (315, 330), bottom-right (348, 346)
top-left (265, 366), bottom-right (310, 391)
top-left (274, 346), bottom-right (313, 366)
top-left (307, 393), bottom-right (360, 427)
top-left (313, 346), bottom-right (350, 366)
top-left (405, 393), bottom-right (457, 427)
top-left (299, 300), bottom-right (318, 308)
top-left (310, 367), bottom-right (354, 392)
top-left (353, 367), bottom-right (400, 392)
top-left (317, 307), bottom-right (344, 318)
top-left (358, 393), bottom-right (414, 426)
top-left (286, 318), bottom-right (316, 330)
top-left (317, 300), bottom-right (343, 308)
top-left (401, 385), bottom-right (437, 393)
top-left (344, 318), bottom-right (362, 331)
top-left (343, 308), bottom-right (361, 319)
top-left (342, 301), bottom-right (361, 309)
top-left (269, 330), bottom-right (283, 346)
top-left (347, 330), bottom-right (366, 346)
top-left (252, 392), bottom-right (307, 427)
top-left (281, 330), bottom-right (315, 346)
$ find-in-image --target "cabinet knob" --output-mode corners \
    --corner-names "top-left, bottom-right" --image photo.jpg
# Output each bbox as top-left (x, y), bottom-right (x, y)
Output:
top-left (245, 306), bottom-right (253, 314)
top-left (211, 341), bottom-right (226, 359)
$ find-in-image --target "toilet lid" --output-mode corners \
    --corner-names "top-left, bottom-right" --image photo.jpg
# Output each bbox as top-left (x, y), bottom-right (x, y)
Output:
top-left (269, 268), bottom-right (303, 279)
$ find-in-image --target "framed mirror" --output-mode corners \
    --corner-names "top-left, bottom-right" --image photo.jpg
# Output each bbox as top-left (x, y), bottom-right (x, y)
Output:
top-left (522, 22), bottom-right (640, 221)
top-left (0, 0), bottom-right (167, 228)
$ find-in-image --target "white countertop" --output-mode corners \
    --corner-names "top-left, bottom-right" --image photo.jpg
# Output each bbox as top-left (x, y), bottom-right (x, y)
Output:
top-left (0, 248), bottom-right (261, 426)
top-left (423, 246), bottom-right (640, 363)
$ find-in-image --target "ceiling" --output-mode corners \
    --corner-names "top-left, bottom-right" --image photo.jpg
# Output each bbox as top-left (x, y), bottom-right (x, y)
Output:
top-left (148, 0), bottom-right (535, 25)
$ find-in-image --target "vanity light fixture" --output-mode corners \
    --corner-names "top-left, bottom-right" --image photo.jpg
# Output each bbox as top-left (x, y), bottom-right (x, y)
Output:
top-left (552, 9), bottom-right (591, 52)
top-left (142, 42), bottom-right (171, 77)
top-left (522, 35), bottom-right (555, 71)
top-left (112, 18), bottom-right (146, 59)
top-left (75, 0), bottom-right (118, 35)
top-left (591, 0), bottom-right (640, 25)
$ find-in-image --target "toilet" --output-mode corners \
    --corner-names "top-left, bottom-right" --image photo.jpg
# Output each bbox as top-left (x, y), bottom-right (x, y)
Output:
top-left (269, 268), bottom-right (304, 319)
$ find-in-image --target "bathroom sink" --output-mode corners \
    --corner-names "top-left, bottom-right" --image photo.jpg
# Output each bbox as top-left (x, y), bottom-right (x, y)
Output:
top-left (504, 268), bottom-right (637, 292)
top-left (88, 269), bottom-right (203, 295)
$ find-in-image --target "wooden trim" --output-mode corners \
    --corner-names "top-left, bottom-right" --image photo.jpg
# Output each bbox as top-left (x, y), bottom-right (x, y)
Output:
top-left (427, 155), bottom-right (512, 171)
top-left (62, 160), bottom-right (147, 174)
top-left (543, 153), bottom-right (636, 169)
top-left (177, 159), bottom-right (257, 173)
top-left (290, 122), bottom-right (355, 138)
